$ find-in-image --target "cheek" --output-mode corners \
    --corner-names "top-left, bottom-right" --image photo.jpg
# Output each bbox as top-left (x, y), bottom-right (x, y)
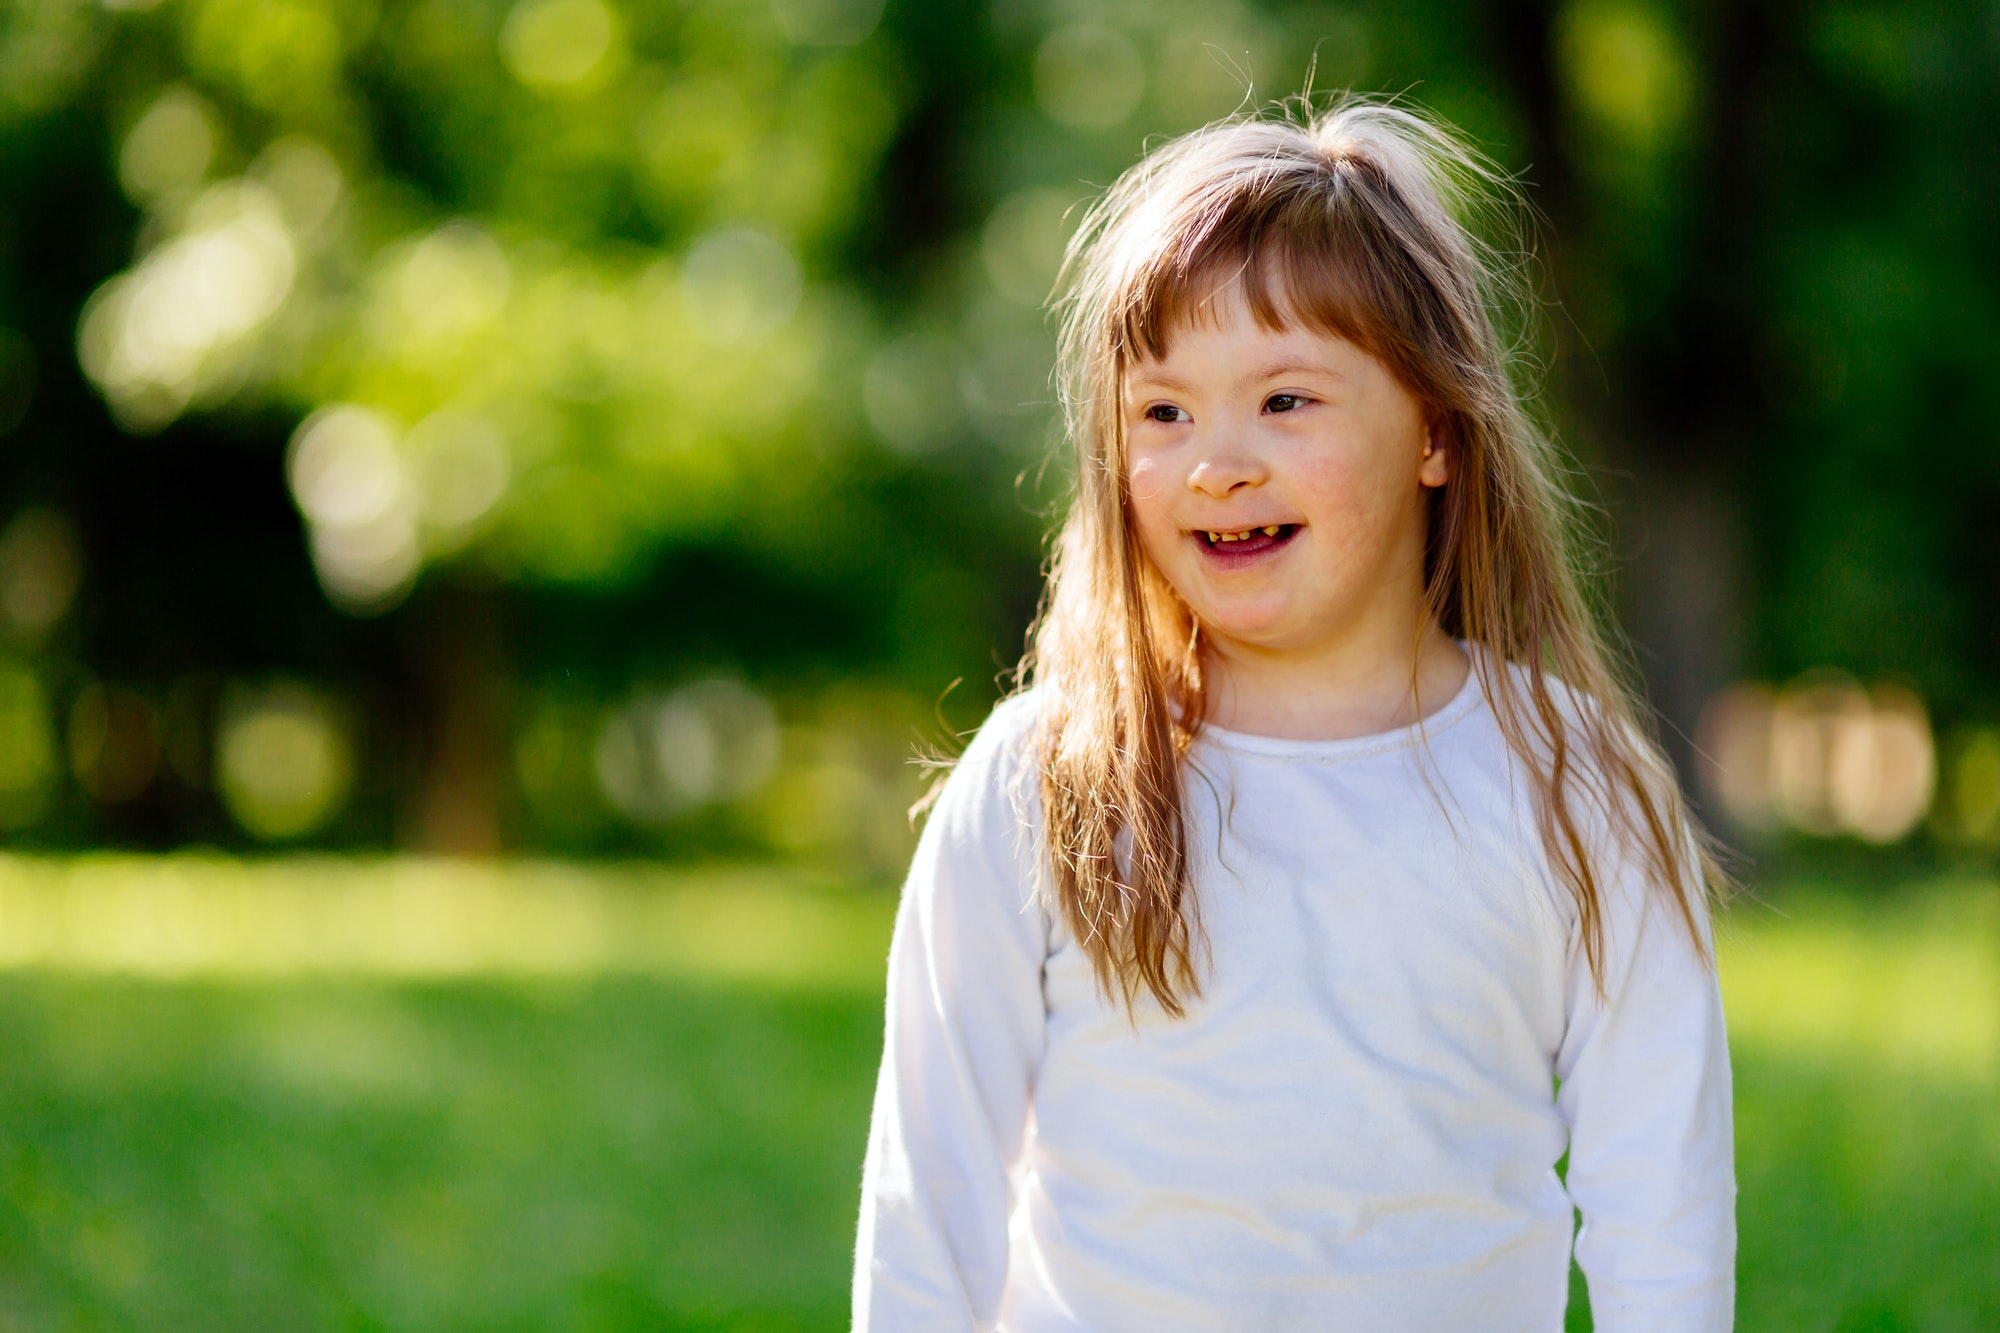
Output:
top-left (1288, 446), bottom-right (1421, 566)
top-left (1125, 455), bottom-right (1180, 543)
top-left (1127, 452), bottom-right (1169, 506)
top-left (1291, 447), bottom-right (1383, 526)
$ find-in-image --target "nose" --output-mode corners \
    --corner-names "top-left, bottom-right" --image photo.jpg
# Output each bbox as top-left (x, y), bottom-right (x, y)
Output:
top-left (1186, 427), bottom-right (1268, 498)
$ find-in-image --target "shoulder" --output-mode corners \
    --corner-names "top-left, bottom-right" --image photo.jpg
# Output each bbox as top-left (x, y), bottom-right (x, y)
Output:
top-left (921, 688), bottom-right (1045, 847)
top-left (1481, 651), bottom-right (1607, 737)
top-left (958, 687), bottom-right (1043, 769)
top-left (1469, 648), bottom-right (1711, 941)
top-left (1472, 650), bottom-right (1659, 801)
top-left (906, 690), bottom-right (1050, 928)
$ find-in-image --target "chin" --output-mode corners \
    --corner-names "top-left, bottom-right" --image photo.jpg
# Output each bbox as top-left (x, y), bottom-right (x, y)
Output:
top-left (1194, 608), bottom-right (1298, 647)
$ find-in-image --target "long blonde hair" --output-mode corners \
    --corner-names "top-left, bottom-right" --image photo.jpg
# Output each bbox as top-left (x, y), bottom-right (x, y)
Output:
top-left (1019, 97), bottom-right (1720, 1018)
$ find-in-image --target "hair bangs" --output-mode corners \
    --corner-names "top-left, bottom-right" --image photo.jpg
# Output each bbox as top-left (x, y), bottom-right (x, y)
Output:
top-left (1116, 171), bottom-right (1399, 377)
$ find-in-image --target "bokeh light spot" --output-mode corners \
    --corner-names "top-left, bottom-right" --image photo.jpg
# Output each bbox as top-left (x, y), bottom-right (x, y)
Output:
top-left (406, 410), bottom-right (511, 539)
top-left (288, 404), bottom-right (403, 530)
top-left (1698, 674), bottom-right (1935, 843)
top-left (0, 507), bottom-right (82, 638)
top-left (216, 683), bottom-right (352, 840)
top-left (680, 228), bottom-right (802, 347)
top-left (594, 679), bottom-right (779, 825)
top-left (186, 0), bottom-right (348, 111)
top-left (864, 333), bottom-right (965, 454)
top-left (770, 0), bottom-right (885, 46)
top-left (500, 0), bottom-right (619, 90)
top-left (77, 181), bottom-right (297, 433)
top-left (307, 516), bottom-right (420, 614)
top-left (1559, 0), bottom-right (1694, 149)
top-left (1034, 25), bottom-right (1144, 130)
top-left (118, 86), bottom-right (218, 204)
top-left (756, 690), bottom-right (925, 878)
top-left (249, 135), bottom-right (345, 238)
top-left (981, 186), bottom-right (1078, 306)
top-left (287, 405), bottom-right (420, 614)
top-left (387, 222), bottom-right (511, 347)
top-left (1155, 30), bottom-right (1260, 124)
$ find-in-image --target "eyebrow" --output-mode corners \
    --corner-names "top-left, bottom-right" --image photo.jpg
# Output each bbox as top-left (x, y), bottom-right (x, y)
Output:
top-left (1126, 368), bottom-right (1195, 395)
top-left (1244, 359), bottom-right (1347, 387)
top-left (1126, 359), bottom-right (1349, 397)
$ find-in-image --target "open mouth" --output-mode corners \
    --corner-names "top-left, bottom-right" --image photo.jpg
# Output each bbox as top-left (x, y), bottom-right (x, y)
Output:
top-left (1196, 523), bottom-right (1300, 556)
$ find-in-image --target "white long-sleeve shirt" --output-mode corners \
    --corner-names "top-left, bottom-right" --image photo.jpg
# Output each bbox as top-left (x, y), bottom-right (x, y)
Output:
top-left (854, 672), bottom-right (1734, 1332)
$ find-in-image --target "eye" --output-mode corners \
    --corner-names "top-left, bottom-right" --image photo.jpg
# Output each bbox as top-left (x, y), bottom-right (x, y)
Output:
top-left (1263, 393), bottom-right (1307, 414)
top-left (1144, 403), bottom-right (1188, 424)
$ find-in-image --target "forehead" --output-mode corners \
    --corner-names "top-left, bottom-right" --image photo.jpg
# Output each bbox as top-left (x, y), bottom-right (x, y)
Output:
top-left (1124, 280), bottom-right (1374, 384)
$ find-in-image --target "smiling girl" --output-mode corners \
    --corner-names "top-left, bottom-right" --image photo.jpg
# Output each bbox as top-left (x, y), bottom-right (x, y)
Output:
top-left (853, 99), bottom-right (1734, 1332)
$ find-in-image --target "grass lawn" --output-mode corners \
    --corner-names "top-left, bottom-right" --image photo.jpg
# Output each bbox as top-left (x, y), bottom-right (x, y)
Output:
top-left (0, 856), bottom-right (1993, 1331)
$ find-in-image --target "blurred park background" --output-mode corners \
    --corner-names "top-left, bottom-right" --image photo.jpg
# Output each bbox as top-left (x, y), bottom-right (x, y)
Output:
top-left (0, 0), bottom-right (1995, 1327)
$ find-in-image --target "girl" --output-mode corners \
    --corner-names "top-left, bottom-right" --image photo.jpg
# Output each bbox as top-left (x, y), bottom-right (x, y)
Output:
top-left (854, 98), bottom-right (1734, 1332)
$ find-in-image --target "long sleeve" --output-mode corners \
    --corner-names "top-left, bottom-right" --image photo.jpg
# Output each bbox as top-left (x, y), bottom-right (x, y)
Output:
top-left (1555, 833), bottom-right (1736, 1332)
top-left (853, 700), bottom-right (1050, 1332)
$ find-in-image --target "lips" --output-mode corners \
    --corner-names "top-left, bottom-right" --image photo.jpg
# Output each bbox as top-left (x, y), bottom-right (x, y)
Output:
top-left (1193, 523), bottom-right (1300, 557)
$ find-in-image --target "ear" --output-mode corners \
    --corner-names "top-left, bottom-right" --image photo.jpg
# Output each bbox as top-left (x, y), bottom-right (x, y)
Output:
top-left (1417, 417), bottom-right (1450, 489)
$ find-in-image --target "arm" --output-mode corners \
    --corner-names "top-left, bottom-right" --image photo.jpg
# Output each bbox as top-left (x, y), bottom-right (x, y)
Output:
top-left (1555, 842), bottom-right (1736, 1332)
top-left (853, 706), bottom-right (1050, 1332)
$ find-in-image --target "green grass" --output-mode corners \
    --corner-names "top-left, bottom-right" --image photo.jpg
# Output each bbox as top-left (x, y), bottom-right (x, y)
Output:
top-left (0, 859), bottom-right (1992, 1331)
top-left (0, 973), bottom-right (880, 1331)
top-left (1724, 885), bottom-right (2000, 1333)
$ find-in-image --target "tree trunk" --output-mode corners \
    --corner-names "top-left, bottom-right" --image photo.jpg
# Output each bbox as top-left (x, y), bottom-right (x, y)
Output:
top-left (400, 580), bottom-right (508, 855)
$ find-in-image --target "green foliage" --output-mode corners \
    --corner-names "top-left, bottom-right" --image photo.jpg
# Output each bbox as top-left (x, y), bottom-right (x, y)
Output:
top-left (42, 0), bottom-right (928, 597)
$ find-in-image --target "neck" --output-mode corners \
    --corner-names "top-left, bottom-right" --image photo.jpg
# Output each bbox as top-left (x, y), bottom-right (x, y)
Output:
top-left (1201, 619), bottom-right (1470, 742)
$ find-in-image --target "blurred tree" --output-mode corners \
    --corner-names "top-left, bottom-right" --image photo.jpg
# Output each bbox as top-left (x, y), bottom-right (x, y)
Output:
top-left (0, 0), bottom-right (1050, 851)
top-left (0, 0), bottom-right (1994, 855)
top-left (1499, 0), bottom-right (2000, 794)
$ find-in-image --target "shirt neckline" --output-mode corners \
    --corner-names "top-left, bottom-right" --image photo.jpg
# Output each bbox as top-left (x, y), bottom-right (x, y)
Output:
top-left (1193, 655), bottom-right (1487, 762)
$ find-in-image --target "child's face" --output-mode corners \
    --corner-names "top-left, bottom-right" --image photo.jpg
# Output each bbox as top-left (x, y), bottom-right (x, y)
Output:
top-left (1123, 287), bottom-right (1448, 665)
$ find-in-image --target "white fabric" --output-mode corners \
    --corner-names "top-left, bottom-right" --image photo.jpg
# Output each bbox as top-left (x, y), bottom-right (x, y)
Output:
top-left (853, 670), bottom-right (1735, 1332)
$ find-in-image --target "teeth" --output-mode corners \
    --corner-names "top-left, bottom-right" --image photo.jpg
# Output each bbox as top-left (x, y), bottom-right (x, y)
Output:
top-left (1205, 527), bottom-right (1288, 544)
